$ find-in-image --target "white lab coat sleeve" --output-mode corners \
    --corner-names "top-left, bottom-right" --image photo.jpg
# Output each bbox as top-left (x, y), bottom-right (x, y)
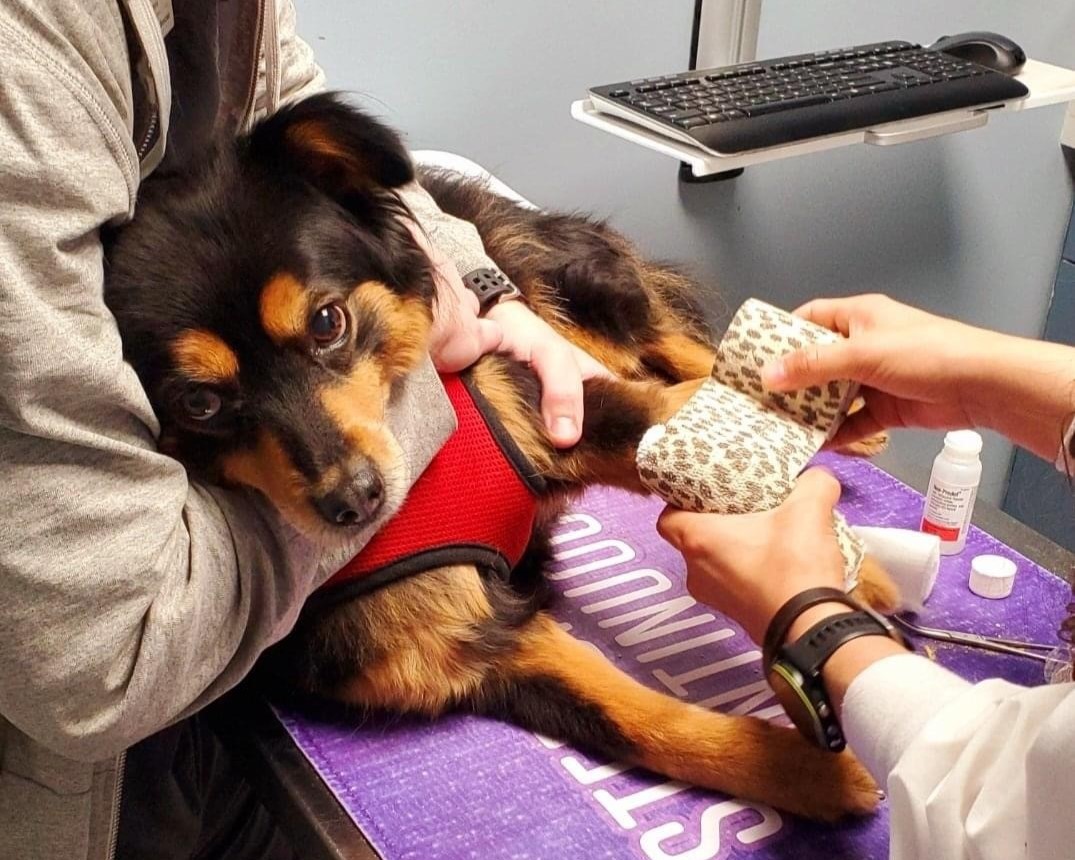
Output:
top-left (842, 652), bottom-right (1075, 859)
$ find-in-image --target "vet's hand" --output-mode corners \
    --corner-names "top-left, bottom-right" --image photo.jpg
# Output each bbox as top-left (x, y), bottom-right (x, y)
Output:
top-left (657, 469), bottom-right (846, 644)
top-left (760, 295), bottom-right (989, 449)
top-left (760, 294), bottom-right (1075, 462)
top-left (488, 298), bottom-right (613, 448)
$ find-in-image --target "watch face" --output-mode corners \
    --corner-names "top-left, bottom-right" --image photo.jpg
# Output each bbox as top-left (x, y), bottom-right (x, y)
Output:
top-left (767, 663), bottom-right (825, 747)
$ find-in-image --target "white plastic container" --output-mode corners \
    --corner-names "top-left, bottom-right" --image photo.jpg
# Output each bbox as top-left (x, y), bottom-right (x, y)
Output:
top-left (968, 554), bottom-right (1017, 599)
top-left (920, 430), bottom-right (983, 555)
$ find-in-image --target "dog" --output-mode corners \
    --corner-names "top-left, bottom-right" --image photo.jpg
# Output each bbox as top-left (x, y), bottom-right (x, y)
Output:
top-left (103, 93), bottom-right (896, 821)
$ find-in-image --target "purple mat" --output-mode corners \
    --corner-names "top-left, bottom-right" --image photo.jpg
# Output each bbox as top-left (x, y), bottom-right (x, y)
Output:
top-left (276, 455), bottom-right (1070, 860)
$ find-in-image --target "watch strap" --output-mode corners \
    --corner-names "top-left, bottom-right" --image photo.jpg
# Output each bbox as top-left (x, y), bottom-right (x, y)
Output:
top-left (762, 587), bottom-right (861, 670)
top-left (461, 267), bottom-right (521, 315)
top-left (781, 610), bottom-right (896, 675)
top-left (771, 609), bottom-right (900, 751)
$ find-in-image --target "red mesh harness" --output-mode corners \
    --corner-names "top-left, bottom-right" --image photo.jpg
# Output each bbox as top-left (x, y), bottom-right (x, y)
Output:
top-left (316, 373), bottom-right (544, 605)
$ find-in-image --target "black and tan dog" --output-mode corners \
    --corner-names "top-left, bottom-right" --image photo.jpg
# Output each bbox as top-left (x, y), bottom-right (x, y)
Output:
top-left (104, 93), bottom-right (894, 820)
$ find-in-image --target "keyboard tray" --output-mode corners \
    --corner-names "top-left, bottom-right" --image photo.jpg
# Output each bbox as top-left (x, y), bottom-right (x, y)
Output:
top-left (573, 59), bottom-right (1075, 178)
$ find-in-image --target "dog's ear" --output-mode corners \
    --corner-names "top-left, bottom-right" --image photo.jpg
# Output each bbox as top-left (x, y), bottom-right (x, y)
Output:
top-left (245, 93), bottom-right (414, 203)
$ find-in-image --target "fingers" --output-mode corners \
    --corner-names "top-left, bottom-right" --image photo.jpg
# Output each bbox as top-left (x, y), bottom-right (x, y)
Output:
top-left (430, 315), bottom-right (504, 373)
top-left (792, 297), bottom-right (853, 335)
top-left (572, 345), bottom-right (615, 381)
top-left (658, 470), bottom-right (841, 547)
top-left (528, 339), bottom-right (585, 447)
top-left (655, 505), bottom-right (690, 547)
top-left (761, 340), bottom-right (865, 391)
top-left (786, 468), bottom-right (842, 516)
top-left (656, 506), bottom-right (724, 552)
top-left (792, 294), bottom-right (887, 334)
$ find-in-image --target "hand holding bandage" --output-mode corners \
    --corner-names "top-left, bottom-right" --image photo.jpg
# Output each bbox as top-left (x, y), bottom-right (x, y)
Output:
top-left (638, 299), bottom-right (866, 589)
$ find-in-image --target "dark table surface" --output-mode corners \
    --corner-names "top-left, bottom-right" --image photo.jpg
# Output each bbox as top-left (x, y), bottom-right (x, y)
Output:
top-left (213, 462), bottom-right (1075, 860)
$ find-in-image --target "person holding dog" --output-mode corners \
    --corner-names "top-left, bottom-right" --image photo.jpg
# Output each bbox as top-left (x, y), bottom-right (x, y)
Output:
top-left (658, 293), bottom-right (1075, 860)
top-left (0, 2), bottom-right (605, 859)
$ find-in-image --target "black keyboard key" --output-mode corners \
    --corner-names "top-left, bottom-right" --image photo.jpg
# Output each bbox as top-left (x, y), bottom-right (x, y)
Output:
top-left (635, 84), bottom-right (656, 93)
top-left (609, 89), bottom-right (630, 98)
top-left (668, 108), bottom-right (703, 121)
top-left (743, 94), bottom-right (831, 117)
top-left (676, 117), bottom-right (708, 128)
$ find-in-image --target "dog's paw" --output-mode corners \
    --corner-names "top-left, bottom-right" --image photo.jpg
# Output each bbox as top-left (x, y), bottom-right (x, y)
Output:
top-left (836, 431), bottom-right (889, 459)
top-left (764, 725), bottom-right (881, 821)
top-left (801, 749), bottom-right (883, 821)
top-left (699, 719), bottom-right (881, 821)
top-left (851, 555), bottom-right (902, 615)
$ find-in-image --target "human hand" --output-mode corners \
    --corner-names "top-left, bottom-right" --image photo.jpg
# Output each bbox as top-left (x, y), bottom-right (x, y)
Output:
top-left (409, 222), bottom-right (611, 448)
top-left (656, 469), bottom-right (847, 644)
top-left (487, 298), bottom-right (613, 447)
top-left (412, 222), bottom-right (505, 372)
top-left (759, 294), bottom-right (995, 448)
top-left (761, 294), bottom-right (1075, 461)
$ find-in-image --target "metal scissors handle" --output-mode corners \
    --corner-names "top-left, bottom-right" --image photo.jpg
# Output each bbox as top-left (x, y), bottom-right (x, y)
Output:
top-left (892, 615), bottom-right (1056, 664)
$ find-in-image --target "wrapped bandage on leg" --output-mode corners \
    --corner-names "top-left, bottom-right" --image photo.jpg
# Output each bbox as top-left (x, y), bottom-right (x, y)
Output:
top-left (637, 299), bottom-right (866, 589)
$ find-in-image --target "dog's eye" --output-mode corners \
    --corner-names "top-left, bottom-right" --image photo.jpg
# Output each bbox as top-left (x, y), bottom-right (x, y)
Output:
top-left (309, 303), bottom-right (348, 348)
top-left (181, 387), bottom-right (222, 421)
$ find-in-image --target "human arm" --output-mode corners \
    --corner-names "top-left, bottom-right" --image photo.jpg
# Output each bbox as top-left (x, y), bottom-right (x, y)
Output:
top-left (657, 470), bottom-right (1075, 859)
top-left (761, 294), bottom-right (1075, 461)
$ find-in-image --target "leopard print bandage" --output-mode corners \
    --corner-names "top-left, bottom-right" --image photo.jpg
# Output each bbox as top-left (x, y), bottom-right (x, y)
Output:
top-left (638, 299), bottom-right (865, 588)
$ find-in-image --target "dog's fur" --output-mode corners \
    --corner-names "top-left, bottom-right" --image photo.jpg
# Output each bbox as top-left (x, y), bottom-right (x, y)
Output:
top-left (104, 94), bottom-right (896, 820)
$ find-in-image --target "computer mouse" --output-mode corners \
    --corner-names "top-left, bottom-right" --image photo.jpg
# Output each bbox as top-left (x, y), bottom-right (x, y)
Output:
top-left (928, 31), bottom-right (1027, 75)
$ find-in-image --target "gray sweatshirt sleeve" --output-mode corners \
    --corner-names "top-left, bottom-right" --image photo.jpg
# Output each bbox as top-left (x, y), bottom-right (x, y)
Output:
top-left (0, 12), bottom-right (454, 763)
top-left (276, 0), bottom-right (326, 107)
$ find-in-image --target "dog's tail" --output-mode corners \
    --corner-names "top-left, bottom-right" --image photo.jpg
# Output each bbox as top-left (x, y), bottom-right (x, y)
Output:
top-left (474, 613), bottom-right (880, 822)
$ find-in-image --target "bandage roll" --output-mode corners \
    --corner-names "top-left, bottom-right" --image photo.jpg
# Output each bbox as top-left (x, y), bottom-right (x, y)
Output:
top-left (713, 299), bottom-right (860, 441)
top-left (852, 526), bottom-right (941, 612)
top-left (637, 299), bottom-right (867, 590)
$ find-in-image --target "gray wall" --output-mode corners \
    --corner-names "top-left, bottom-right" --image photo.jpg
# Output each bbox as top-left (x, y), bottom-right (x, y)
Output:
top-left (299, 1), bottom-right (1075, 505)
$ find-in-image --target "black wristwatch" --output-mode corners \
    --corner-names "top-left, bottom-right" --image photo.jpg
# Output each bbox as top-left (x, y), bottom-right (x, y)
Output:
top-left (763, 590), bottom-right (905, 752)
top-left (461, 267), bottom-right (522, 315)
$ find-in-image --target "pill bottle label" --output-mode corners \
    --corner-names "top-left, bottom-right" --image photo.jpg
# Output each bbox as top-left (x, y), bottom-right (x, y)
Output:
top-left (921, 478), bottom-right (977, 542)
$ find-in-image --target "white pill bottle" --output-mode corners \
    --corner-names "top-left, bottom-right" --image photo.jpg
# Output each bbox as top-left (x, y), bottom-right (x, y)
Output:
top-left (920, 430), bottom-right (983, 555)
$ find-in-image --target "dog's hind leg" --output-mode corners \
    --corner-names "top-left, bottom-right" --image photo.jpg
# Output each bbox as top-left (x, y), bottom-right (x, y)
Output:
top-left (472, 612), bottom-right (879, 821)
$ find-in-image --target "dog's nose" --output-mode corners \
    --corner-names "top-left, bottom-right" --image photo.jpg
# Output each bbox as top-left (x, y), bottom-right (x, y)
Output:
top-left (315, 467), bottom-right (385, 527)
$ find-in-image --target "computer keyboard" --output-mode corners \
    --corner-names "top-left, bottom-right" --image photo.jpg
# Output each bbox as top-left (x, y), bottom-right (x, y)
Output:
top-left (588, 41), bottom-right (1029, 155)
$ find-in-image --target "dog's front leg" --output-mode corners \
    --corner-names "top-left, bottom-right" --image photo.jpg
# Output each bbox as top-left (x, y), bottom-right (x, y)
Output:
top-left (544, 376), bottom-right (706, 492)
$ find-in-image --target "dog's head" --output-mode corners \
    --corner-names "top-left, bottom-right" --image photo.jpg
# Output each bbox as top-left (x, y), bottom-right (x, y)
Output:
top-left (105, 94), bottom-right (435, 537)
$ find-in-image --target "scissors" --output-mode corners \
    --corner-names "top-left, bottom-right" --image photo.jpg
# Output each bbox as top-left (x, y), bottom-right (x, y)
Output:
top-left (892, 615), bottom-right (1057, 664)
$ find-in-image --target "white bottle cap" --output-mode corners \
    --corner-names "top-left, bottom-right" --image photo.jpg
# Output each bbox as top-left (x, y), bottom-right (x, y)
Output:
top-left (943, 430), bottom-right (984, 462)
top-left (968, 554), bottom-right (1017, 599)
